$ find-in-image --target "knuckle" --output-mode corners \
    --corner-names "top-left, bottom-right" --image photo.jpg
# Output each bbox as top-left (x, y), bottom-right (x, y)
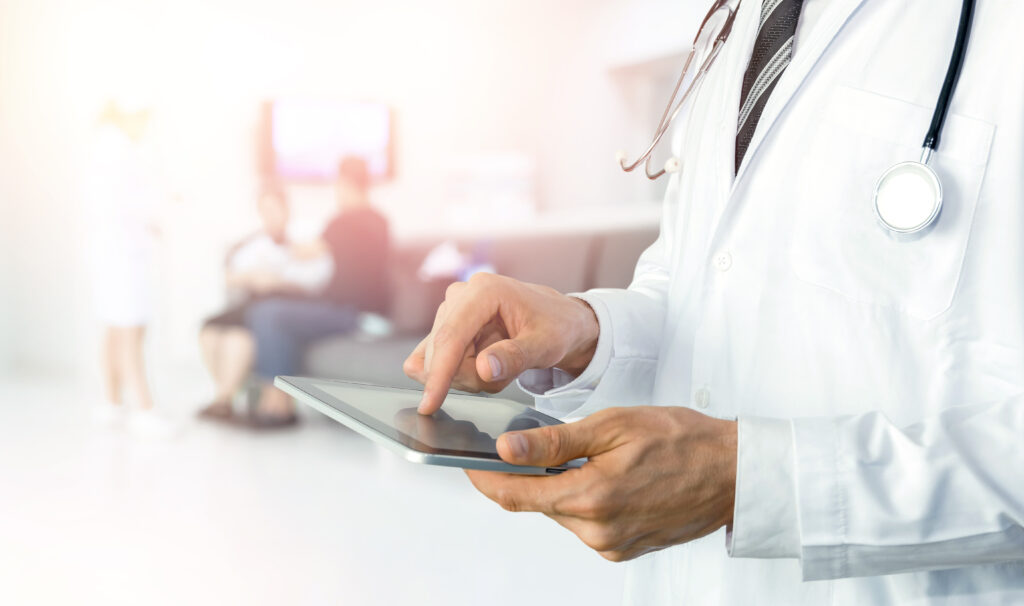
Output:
top-left (468, 272), bottom-right (494, 286)
top-left (592, 407), bottom-right (622, 424)
top-left (537, 283), bottom-right (562, 298)
top-left (538, 425), bottom-right (566, 461)
top-left (502, 340), bottom-right (528, 374)
top-left (592, 407), bottom-right (628, 435)
top-left (570, 493), bottom-right (609, 520)
top-left (444, 281), bottom-right (466, 300)
top-left (599, 550), bottom-right (627, 563)
top-left (495, 489), bottom-right (520, 513)
top-left (581, 526), bottom-right (618, 553)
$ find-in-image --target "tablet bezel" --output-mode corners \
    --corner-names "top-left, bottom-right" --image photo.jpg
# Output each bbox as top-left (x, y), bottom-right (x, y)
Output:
top-left (275, 376), bottom-right (578, 475)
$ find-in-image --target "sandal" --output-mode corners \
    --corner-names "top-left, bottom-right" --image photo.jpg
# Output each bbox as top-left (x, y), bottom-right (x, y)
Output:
top-left (197, 401), bottom-right (233, 420)
top-left (245, 409), bottom-right (299, 429)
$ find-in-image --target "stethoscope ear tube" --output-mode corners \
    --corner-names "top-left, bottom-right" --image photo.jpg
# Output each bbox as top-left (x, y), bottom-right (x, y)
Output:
top-left (923, 0), bottom-right (976, 152)
top-left (616, 0), bottom-right (740, 180)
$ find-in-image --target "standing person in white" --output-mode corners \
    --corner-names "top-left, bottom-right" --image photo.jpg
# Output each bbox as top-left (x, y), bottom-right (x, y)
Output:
top-left (404, 0), bottom-right (1024, 604)
top-left (85, 100), bottom-right (173, 437)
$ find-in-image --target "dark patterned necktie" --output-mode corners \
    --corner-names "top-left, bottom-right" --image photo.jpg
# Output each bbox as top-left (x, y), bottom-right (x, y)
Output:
top-left (735, 0), bottom-right (805, 171)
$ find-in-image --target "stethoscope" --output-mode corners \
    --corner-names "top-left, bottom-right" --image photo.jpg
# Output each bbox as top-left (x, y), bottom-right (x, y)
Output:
top-left (617, 0), bottom-right (977, 237)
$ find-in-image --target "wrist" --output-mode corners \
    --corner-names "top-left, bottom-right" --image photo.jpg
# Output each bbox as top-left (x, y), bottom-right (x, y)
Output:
top-left (557, 297), bottom-right (600, 376)
top-left (720, 420), bottom-right (739, 531)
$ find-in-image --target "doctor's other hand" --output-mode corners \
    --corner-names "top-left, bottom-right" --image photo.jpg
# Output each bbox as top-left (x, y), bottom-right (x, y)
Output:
top-left (404, 273), bottom-right (599, 414)
top-left (466, 406), bottom-right (737, 562)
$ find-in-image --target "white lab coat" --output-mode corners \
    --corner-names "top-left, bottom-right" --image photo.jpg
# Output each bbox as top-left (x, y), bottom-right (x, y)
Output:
top-left (520, 0), bottom-right (1024, 603)
top-left (85, 126), bottom-right (161, 327)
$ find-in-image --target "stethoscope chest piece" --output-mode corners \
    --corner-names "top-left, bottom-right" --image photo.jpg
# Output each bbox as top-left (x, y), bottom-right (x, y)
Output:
top-left (869, 0), bottom-right (975, 238)
top-left (873, 161), bottom-right (942, 236)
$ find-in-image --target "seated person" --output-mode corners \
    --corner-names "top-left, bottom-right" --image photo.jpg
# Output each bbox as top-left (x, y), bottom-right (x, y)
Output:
top-left (244, 157), bottom-right (391, 427)
top-left (197, 188), bottom-right (330, 419)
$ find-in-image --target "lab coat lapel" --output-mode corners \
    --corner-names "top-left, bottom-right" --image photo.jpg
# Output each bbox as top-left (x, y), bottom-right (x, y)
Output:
top-left (732, 0), bottom-right (869, 185)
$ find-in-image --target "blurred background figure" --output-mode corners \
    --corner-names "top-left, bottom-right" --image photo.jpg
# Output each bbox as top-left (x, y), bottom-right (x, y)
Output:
top-left (84, 98), bottom-right (174, 438)
top-left (0, 1), bottom-right (694, 601)
top-left (197, 188), bottom-right (331, 421)
top-left (243, 157), bottom-right (391, 427)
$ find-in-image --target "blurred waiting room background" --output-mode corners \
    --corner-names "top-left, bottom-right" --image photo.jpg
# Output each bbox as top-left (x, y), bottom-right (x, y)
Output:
top-left (0, 0), bottom-right (704, 604)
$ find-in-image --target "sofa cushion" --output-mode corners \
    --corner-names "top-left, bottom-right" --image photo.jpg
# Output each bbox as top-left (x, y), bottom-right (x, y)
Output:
top-left (590, 228), bottom-right (658, 289)
top-left (300, 226), bottom-right (657, 408)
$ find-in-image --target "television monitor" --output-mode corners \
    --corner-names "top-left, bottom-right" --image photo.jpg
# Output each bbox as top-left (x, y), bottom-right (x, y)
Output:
top-left (263, 99), bottom-right (393, 182)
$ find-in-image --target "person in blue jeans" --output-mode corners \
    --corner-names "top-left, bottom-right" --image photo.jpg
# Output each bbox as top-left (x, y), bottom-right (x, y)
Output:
top-left (244, 157), bottom-right (391, 427)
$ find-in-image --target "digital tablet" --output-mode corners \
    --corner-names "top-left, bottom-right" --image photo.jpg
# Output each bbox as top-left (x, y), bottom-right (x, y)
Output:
top-left (274, 376), bottom-right (584, 475)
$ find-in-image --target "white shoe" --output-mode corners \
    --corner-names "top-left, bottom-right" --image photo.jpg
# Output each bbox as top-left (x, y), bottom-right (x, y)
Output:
top-left (91, 402), bottom-right (127, 429)
top-left (127, 408), bottom-right (180, 440)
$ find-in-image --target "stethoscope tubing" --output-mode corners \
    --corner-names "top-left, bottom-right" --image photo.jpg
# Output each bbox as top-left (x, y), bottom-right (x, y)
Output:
top-left (619, 41), bottom-right (725, 179)
top-left (617, 0), bottom-right (740, 179)
top-left (621, 0), bottom-right (975, 189)
top-left (923, 0), bottom-right (976, 153)
top-left (872, 0), bottom-right (975, 236)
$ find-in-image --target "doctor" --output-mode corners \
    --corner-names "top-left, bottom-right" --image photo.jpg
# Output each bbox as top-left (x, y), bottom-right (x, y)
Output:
top-left (405, 0), bottom-right (1024, 604)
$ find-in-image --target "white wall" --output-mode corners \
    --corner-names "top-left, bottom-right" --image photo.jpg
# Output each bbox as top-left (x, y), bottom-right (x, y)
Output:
top-left (0, 0), bottom-right (703, 379)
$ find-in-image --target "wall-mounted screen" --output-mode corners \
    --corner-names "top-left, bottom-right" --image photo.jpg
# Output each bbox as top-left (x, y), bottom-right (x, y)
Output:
top-left (264, 99), bottom-right (393, 182)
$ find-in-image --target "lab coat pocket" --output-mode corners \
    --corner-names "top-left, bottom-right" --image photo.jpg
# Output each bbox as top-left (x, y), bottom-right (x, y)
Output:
top-left (790, 86), bottom-right (994, 320)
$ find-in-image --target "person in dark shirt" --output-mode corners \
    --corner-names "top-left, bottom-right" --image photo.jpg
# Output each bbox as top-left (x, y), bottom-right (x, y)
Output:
top-left (320, 189), bottom-right (391, 316)
top-left (243, 157), bottom-right (391, 427)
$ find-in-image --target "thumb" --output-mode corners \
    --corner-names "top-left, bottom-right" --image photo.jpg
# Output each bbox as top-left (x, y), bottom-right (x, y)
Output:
top-left (497, 416), bottom-right (612, 467)
top-left (476, 333), bottom-right (546, 383)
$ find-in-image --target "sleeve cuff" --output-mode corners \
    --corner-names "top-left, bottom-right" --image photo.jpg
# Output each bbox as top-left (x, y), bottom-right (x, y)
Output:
top-left (516, 289), bottom-right (662, 420)
top-left (789, 415), bottom-right (850, 581)
top-left (728, 416), bottom-right (801, 560)
top-left (516, 294), bottom-right (614, 420)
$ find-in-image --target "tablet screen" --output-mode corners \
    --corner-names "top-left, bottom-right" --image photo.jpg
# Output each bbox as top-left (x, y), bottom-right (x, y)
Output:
top-left (300, 379), bottom-right (562, 460)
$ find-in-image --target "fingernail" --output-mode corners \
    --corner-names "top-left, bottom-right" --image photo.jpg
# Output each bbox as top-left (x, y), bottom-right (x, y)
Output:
top-left (417, 392), bottom-right (430, 414)
top-left (505, 433), bottom-right (528, 459)
top-left (487, 355), bottom-right (503, 381)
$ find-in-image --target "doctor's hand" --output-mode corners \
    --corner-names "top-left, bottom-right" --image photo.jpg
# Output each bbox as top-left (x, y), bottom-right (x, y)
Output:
top-left (466, 406), bottom-right (737, 562)
top-left (404, 273), bottom-right (599, 414)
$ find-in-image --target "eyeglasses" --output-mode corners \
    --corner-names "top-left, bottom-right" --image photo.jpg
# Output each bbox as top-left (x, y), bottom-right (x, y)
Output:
top-left (617, 0), bottom-right (742, 180)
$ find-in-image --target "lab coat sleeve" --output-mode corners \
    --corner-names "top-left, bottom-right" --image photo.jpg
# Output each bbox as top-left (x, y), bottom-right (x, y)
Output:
top-left (731, 396), bottom-right (1024, 581)
top-left (728, 417), bottom-right (801, 559)
top-left (516, 178), bottom-right (681, 420)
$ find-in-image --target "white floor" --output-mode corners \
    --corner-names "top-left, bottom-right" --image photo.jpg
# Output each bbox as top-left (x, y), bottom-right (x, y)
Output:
top-left (0, 371), bottom-right (625, 606)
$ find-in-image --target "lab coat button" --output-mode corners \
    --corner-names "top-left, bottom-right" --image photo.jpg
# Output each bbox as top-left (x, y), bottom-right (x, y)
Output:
top-left (694, 388), bottom-right (711, 409)
top-left (714, 252), bottom-right (732, 272)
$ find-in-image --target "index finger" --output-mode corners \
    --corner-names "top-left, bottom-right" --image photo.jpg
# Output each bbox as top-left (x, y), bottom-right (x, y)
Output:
top-left (417, 292), bottom-right (499, 414)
